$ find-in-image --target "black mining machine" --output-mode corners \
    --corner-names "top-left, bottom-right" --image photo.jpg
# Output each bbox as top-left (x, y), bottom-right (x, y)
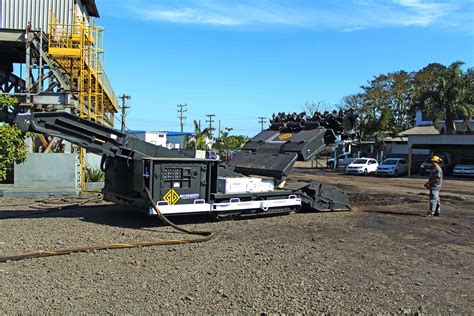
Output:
top-left (1, 109), bottom-right (358, 219)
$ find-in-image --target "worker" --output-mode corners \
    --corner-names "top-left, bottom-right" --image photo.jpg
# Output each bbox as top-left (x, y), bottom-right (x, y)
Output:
top-left (423, 155), bottom-right (443, 216)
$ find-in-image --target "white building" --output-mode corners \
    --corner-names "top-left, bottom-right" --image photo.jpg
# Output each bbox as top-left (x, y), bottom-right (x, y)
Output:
top-left (416, 111), bottom-right (474, 132)
top-left (404, 111), bottom-right (474, 175)
top-left (127, 131), bottom-right (167, 147)
top-left (166, 132), bottom-right (195, 149)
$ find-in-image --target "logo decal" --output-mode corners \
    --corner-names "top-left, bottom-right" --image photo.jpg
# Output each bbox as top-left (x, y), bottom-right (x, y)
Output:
top-left (180, 193), bottom-right (200, 200)
top-left (164, 189), bottom-right (181, 205)
top-left (278, 133), bottom-right (293, 140)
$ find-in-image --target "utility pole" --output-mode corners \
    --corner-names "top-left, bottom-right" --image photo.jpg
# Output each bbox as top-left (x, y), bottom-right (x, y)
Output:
top-left (218, 120), bottom-right (221, 139)
top-left (206, 114), bottom-right (215, 138)
top-left (177, 103), bottom-right (187, 132)
top-left (258, 116), bottom-right (267, 131)
top-left (119, 94), bottom-right (131, 133)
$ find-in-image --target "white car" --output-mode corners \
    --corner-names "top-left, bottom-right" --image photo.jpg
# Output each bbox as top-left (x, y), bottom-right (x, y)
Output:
top-left (453, 158), bottom-right (474, 177)
top-left (327, 153), bottom-right (356, 168)
top-left (376, 158), bottom-right (409, 176)
top-left (346, 158), bottom-right (379, 175)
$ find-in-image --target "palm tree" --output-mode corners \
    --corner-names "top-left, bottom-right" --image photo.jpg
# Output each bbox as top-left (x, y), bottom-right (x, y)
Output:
top-left (413, 61), bottom-right (474, 134)
top-left (184, 120), bottom-right (213, 150)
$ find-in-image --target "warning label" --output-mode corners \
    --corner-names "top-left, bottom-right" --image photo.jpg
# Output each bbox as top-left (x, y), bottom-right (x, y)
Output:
top-left (278, 133), bottom-right (293, 140)
top-left (163, 189), bottom-right (181, 205)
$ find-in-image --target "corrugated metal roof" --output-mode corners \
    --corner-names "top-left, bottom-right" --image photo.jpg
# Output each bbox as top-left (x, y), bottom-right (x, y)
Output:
top-left (1, 0), bottom-right (74, 32)
top-left (82, 0), bottom-right (99, 17)
top-left (0, 0), bottom-right (100, 32)
top-left (127, 130), bottom-right (166, 134)
top-left (409, 134), bottom-right (474, 148)
top-left (166, 131), bottom-right (194, 136)
top-left (400, 126), bottom-right (439, 136)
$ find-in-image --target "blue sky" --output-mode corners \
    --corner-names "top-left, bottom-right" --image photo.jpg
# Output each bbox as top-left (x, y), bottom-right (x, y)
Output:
top-left (95, 0), bottom-right (474, 136)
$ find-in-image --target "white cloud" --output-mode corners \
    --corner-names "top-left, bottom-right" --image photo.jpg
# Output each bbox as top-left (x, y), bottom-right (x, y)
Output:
top-left (138, 7), bottom-right (242, 26)
top-left (343, 26), bottom-right (366, 32)
top-left (126, 0), bottom-right (473, 32)
top-left (131, 1), bottom-right (316, 27)
top-left (393, 0), bottom-right (458, 26)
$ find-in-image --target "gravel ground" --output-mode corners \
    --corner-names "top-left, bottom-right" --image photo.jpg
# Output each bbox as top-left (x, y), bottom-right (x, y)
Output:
top-left (0, 170), bottom-right (473, 314)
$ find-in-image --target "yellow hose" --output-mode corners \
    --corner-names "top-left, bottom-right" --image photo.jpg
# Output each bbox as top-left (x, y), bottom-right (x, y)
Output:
top-left (0, 187), bottom-right (214, 263)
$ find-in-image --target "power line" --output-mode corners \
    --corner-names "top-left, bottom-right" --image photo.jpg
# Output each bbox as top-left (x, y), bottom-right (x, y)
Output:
top-left (119, 94), bottom-right (131, 134)
top-left (206, 114), bottom-right (215, 138)
top-left (177, 103), bottom-right (187, 132)
top-left (114, 109), bottom-right (141, 140)
top-left (258, 116), bottom-right (267, 131)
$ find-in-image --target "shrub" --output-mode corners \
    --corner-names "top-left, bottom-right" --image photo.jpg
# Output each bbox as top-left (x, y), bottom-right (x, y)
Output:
top-left (0, 94), bottom-right (29, 181)
top-left (85, 167), bottom-right (105, 182)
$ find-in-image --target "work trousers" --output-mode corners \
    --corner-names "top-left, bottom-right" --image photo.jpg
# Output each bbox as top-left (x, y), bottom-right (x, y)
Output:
top-left (429, 188), bottom-right (441, 215)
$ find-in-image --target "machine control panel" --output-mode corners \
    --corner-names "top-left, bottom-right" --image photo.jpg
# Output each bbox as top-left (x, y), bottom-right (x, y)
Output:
top-left (162, 167), bottom-right (183, 181)
top-left (155, 162), bottom-right (215, 205)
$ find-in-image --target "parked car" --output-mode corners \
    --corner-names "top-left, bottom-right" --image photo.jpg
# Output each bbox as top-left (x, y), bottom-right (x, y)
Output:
top-left (327, 153), bottom-right (357, 168)
top-left (346, 158), bottom-right (379, 175)
top-left (376, 158), bottom-right (409, 176)
top-left (225, 150), bottom-right (238, 162)
top-left (453, 157), bottom-right (474, 177)
top-left (419, 153), bottom-right (454, 175)
top-left (206, 151), bottom-right (220, 160)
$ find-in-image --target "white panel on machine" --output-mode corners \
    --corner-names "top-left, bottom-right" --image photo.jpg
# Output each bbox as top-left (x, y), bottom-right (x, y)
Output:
top-left (218, 177), bottom-right (274, 193)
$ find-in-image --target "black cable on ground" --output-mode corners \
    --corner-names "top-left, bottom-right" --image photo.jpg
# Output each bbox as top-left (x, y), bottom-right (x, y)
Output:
top-left (0, 195), bottom-right (104, 220)
top-left (144, 187), bottom-right (213, 237)
top-left (0, 188), bottom-right (214, 263)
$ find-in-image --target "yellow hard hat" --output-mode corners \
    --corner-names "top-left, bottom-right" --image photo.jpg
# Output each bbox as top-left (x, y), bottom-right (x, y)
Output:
top-left (431, 155), bottom-right (441, 163)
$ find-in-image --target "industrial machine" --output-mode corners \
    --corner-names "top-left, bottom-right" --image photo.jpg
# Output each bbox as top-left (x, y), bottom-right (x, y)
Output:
top-left (1, 108), bottom-right (357, 219)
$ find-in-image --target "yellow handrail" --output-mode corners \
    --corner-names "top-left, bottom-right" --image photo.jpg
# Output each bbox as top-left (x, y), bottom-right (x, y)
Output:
top-left (48, 11), bottom-right (118, 115)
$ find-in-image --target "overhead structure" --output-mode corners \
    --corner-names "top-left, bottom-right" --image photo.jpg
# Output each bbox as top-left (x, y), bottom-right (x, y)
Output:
top-left (0, 0), bottom-right (117, 124)
top-left (0, 0), bottom-right (118, 189)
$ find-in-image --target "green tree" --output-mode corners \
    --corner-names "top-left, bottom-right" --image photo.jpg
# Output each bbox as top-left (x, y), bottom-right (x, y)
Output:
top-left (339, 93), bottom-right (378, 139)
top-left (0, 94), bottom-right (29, 181)
top-left (212, 127), bottom-right (248, 160)
top-left (184, 120), bottom-right (213, 150)
top-left (361, 71), bottom-right (415, 134)
top-left (413, 61), bottom-right (474, 134)
top-left (388, 71), bottom-right (415, 131)
top-left (340, 70), bottom-right (419, 139)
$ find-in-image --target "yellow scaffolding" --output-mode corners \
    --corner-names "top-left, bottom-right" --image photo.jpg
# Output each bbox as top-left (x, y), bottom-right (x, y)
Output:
top-left (48, 12), bottom-right (118, 123)
top-left (47, 13), bottom-right (118, 190)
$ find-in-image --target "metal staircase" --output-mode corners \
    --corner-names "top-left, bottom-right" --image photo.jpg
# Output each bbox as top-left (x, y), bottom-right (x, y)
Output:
top-left (46, 13), bottom-right (118, 125)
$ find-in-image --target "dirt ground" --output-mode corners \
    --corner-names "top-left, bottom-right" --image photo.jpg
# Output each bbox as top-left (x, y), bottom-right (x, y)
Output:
top-left (0, 169), bottom-right (473, 314)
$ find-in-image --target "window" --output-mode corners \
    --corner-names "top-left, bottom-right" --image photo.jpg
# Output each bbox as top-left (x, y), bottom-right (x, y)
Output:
top-left (421, 112), bottom-right (433, 122)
